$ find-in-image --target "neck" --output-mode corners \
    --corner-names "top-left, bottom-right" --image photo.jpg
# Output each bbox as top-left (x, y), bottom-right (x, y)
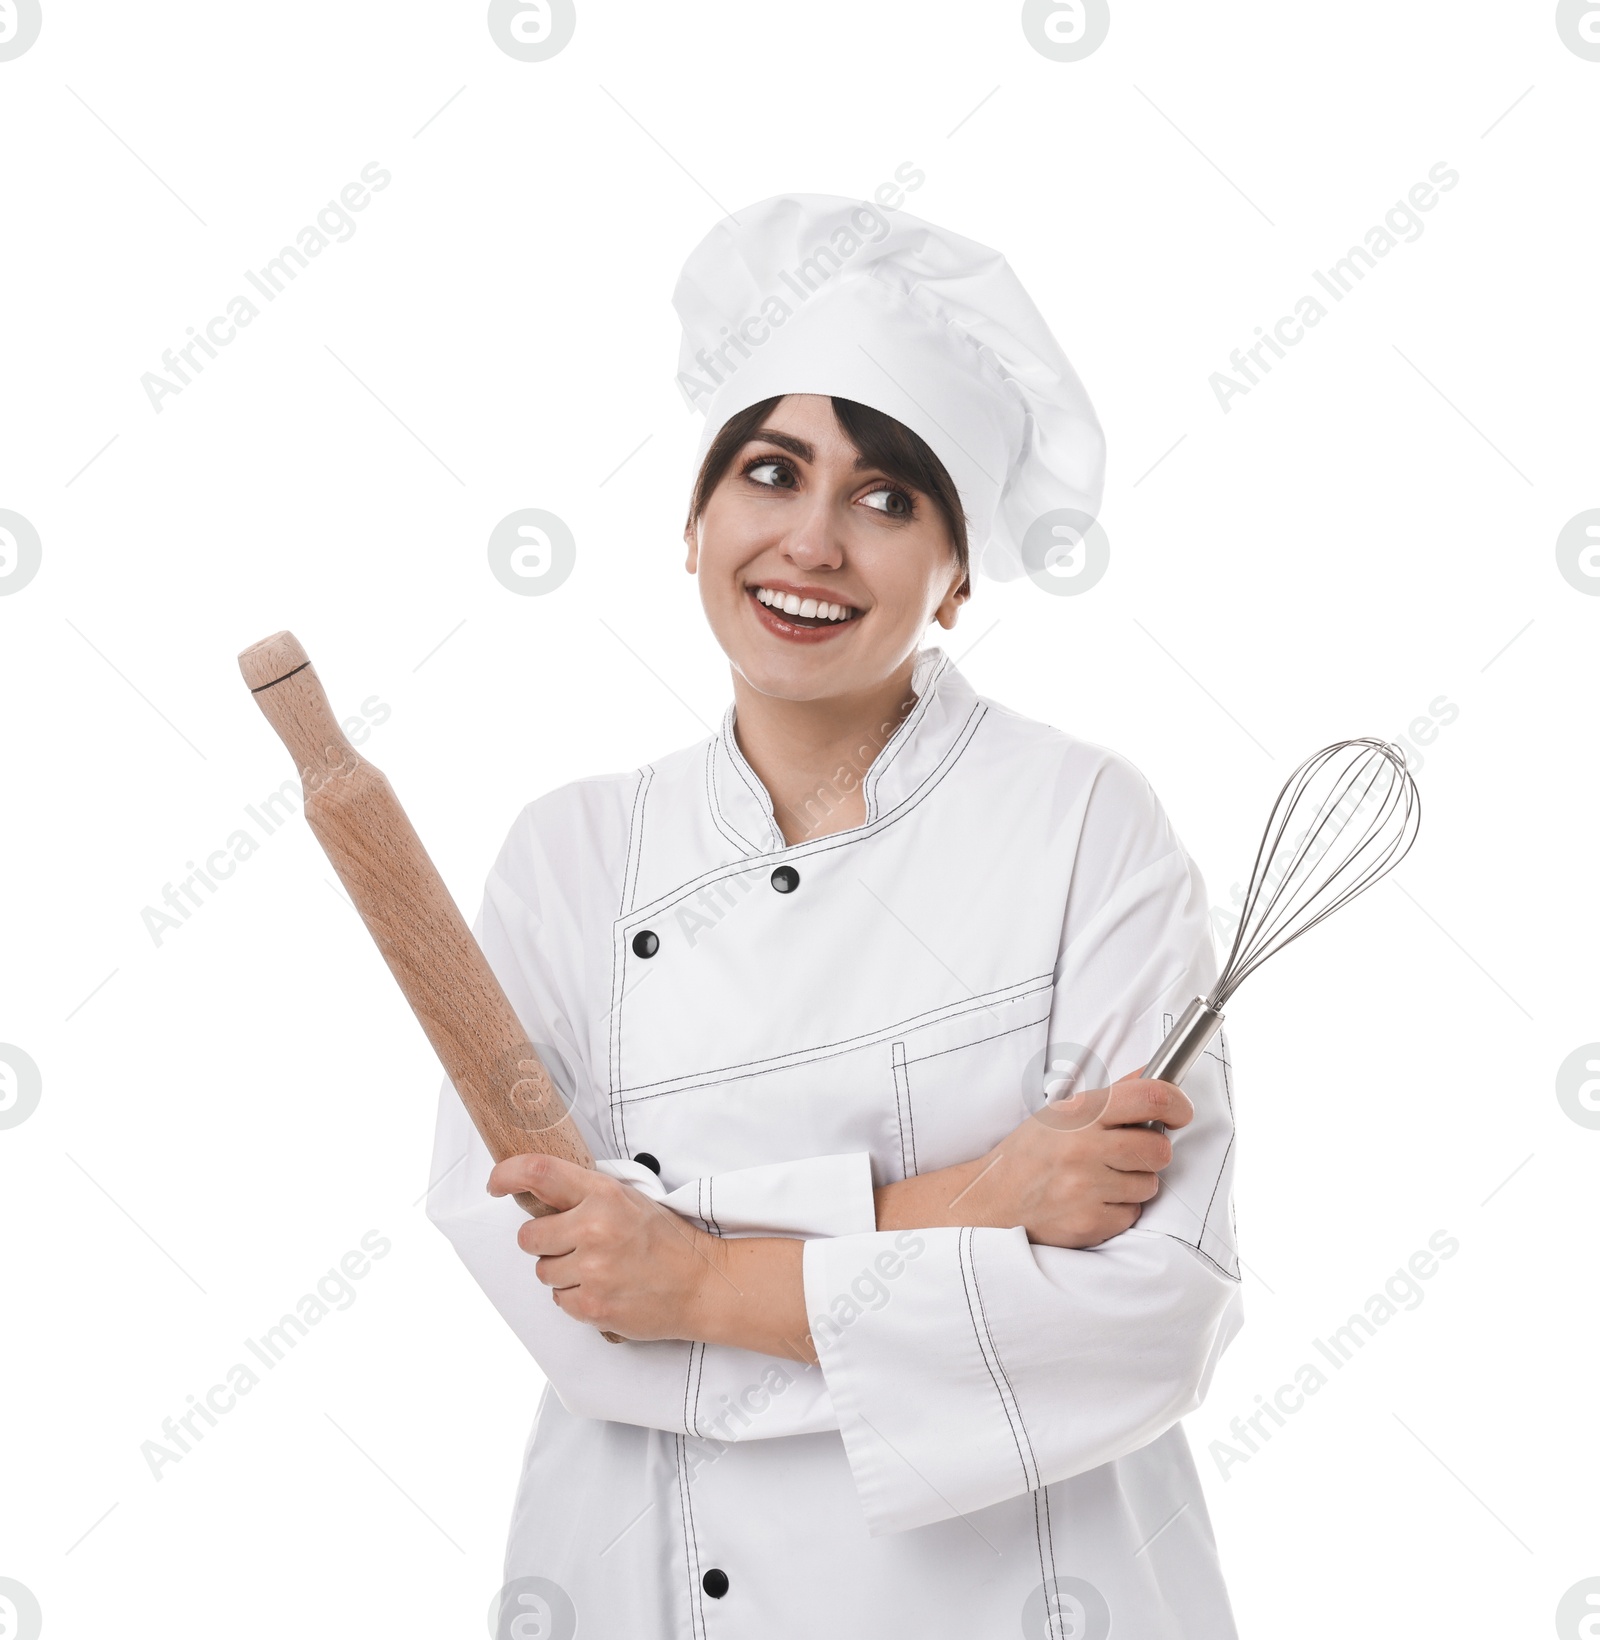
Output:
top-left (730, 655), bottom-right (923, 847)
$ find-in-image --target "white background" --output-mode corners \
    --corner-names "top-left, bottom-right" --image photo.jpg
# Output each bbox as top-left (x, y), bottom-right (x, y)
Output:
top-left (1, 2), bottom-right (1595, 1635)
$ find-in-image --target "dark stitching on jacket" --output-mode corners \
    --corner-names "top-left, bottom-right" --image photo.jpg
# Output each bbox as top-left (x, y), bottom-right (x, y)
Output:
top-left (685, 1432), bottom-right (707, 1636)
top-left (1197, 1038), bottom-right (1235, 1257)
top-left (692, 1340), bottom-right (708, 1437)
top-left (891, 1040), bottom-right (918, 1179)
top-left (1155, 1233), bottom-right (1242, 1283)
top-left (615, 973), bottom-right (1053, 1101)
top-left (621, 766), bottom-right (653, 916)
top-left (610, 769), bottom-right (654, 1156)
top-left (901, 1008), bottom-right (1052, 1069)
top-left (890, 1041), bottom-right (909, 1180)
top-left (633, 698), bottom-right (988, 922)
top-left (868, 652), bottom-right (949, 791)
top-left (956, 1227), bottom-right (1032, 1492)
top-left (680, 1186), bottom-right (712, 1439)
top-left (612, 697), bottom-right (993, 1120)
top-left (1029, 1492), bottom-right (1058, 1640)
top-left (706, 734), bottom-right (761, 855)
top-left (674, 1433), bottom-right (706, 1638)
top-left (970, 1232), bottom-right (1043, 1493)
top-left (1038, 1485), bottom-right (1063, 1636)
top-left (971, 1229), bottom-right (1062, 1627)
top-left (701, 734), bottom-right (754, 852)
top-left (692, 1176), bottom-right (722, 1240)
top-left (1150, 1013), bottom-right (1241, 1269)
top-left (905, 1064), bottom-right (919, 1176)
top-left (607, 928), bottom-right (624, 1159)
top-left (860, 651), bottom-right (949, 820)
top-left (610, 698), bottom-right (988, 1131)
top-left (720, 709), bottom-right (780, 848)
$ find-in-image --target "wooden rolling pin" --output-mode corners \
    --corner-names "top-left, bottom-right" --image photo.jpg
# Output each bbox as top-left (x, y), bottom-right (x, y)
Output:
top-left (237, 631), bottom-right (603, 1245)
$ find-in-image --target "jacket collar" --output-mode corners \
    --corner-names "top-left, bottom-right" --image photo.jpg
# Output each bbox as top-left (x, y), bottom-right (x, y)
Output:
top-left (707, 644), bottom-right (980, 856)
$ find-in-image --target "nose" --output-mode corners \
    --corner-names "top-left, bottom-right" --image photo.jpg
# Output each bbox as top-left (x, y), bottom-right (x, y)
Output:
top-left (777, 490), bottom-right (845, 572)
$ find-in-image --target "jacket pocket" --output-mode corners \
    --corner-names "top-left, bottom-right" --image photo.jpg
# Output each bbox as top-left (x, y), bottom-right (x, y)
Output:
top-left (890, 1039), bottom-right (917, 1181)
top-left (889, 988), bottom-right (1054, 1175)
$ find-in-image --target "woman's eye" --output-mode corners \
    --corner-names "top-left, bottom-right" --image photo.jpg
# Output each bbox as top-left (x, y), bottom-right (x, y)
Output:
top-left (745, 459), bottom-right (796, 489)
top-left (860, 485), bottom-right (912, 518)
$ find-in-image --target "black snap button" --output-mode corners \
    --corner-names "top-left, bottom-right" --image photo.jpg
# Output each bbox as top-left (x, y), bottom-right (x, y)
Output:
top-left (770, 865), bottom-right (799, 894)
top-left (632, 1152), bottom-right (661, 1175)
top-left (631, 929), bottom-right (659, 958)
top-left (702, 1568), bottom-right (729, 1599)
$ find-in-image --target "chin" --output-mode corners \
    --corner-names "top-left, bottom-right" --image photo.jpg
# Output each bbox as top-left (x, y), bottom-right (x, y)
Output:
top-left (732, 654), bottom-right (850, 702)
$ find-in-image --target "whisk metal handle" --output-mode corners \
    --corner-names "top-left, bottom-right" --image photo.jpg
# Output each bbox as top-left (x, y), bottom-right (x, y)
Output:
top-left (1137, 997), bottom-right (1225, 1132)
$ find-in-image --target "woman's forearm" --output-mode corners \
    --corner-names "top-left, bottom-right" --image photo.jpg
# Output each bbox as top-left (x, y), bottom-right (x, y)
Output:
top-left (873, 1157), bottom-right (992, 1232)
top-left (687, 1234), bottom-right (818, 1364)
top-left (680, 1159), bottom-right (993, 1361)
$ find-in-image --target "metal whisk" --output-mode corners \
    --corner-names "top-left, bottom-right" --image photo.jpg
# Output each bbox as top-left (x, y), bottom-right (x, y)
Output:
top-left (1143, 738), bottom-right (1421, 1100)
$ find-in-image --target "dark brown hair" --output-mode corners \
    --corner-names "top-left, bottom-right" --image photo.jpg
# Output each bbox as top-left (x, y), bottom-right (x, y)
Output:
top-left (684, 395), bottom-right (970, 596)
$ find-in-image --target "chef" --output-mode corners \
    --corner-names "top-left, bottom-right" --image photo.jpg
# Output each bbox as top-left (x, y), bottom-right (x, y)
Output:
top-left (427, 193), bottom-right (1244, 1640)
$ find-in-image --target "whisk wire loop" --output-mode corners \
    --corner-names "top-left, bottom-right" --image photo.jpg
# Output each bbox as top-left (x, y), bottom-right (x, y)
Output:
top-left (1210, 738), bottom-right (1420, 1010)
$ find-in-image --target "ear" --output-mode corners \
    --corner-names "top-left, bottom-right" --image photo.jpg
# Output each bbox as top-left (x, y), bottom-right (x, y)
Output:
top-left (683, 518), bottom-right (699, 575)
top-left (931, 568), bottom-right (969, 630)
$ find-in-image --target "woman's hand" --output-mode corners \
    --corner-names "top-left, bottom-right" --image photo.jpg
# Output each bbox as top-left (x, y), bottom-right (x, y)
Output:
top-left (488, 1153), bottom-right (817, 1361)
top-left (975, 1069), bottom-right (1192, 1247)
top-left (874, 1069), bottom-right (1192, 1249)
top-left (487, 1153), bottom-right (723, 1342)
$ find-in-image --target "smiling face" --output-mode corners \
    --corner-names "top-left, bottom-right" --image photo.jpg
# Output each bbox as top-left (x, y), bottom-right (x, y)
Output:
top-left (684, 394), bottom-right (969, 704)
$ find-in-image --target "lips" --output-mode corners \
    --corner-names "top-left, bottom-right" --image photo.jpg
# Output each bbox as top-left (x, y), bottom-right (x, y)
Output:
top-left (750, 583), bottom-right (860, 621)
top-left (745, 584), bottom-right (862, 643)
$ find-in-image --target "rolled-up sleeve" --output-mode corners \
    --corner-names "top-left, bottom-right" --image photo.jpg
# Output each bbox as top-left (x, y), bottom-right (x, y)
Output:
top-left (801, 763), bottom-right (1245, 1535)
top-left (426, 1069), bottom-right (873, 1436)
top-left (424, 807), bottom-right (872, 1438)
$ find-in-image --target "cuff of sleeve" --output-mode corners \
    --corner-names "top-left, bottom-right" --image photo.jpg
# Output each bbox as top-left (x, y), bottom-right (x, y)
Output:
top-left (802, 1224), bottom-right (1006, 1536)
top-left (428, 1177), bottom-right (845, 1436)
top-left (803, 1224), bottom-right (1248, 1537)
top-left (596, 1151), bottom-right (877, 1240)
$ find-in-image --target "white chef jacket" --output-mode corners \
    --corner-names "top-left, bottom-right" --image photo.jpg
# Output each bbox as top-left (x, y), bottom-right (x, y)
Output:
top-left (426, 643), bottom-right (1244, 1640)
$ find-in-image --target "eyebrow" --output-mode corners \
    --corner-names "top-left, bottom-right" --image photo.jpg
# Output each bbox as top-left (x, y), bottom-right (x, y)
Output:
top-left (749, 428), bottom-right (876, 472)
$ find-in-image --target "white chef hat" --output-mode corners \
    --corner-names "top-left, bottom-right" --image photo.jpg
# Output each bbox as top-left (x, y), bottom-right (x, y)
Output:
top-left (671, 193), bottom-right (1105, 584)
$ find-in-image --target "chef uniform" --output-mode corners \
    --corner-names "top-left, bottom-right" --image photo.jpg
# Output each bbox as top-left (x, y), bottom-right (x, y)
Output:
top-left (427, 196), bottom-right (1244, 1640)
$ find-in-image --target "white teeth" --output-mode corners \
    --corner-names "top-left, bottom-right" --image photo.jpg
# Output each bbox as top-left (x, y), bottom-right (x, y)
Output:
top-left (752, 587), bottom-right (857, 622)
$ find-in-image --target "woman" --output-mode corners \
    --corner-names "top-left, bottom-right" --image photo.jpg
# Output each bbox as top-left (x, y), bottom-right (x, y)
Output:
top-left (428, 195), bottom-right (1243, 1640)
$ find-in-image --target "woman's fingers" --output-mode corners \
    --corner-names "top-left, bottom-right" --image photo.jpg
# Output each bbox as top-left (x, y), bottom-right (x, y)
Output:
top-left (489, 1152), bottom-right (603, 1210)
top-left (532, 1250), bottom-right (580, 1290)
top-left (1100, 1167), bottom-right (1161, 1205)
top-left (516, 1211), bottom-right (579, 1258)
top-left (1101, 1076), bottom-right (1194, 1132)
top-left (1102, 1126), bottom-right (1174, 1172)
